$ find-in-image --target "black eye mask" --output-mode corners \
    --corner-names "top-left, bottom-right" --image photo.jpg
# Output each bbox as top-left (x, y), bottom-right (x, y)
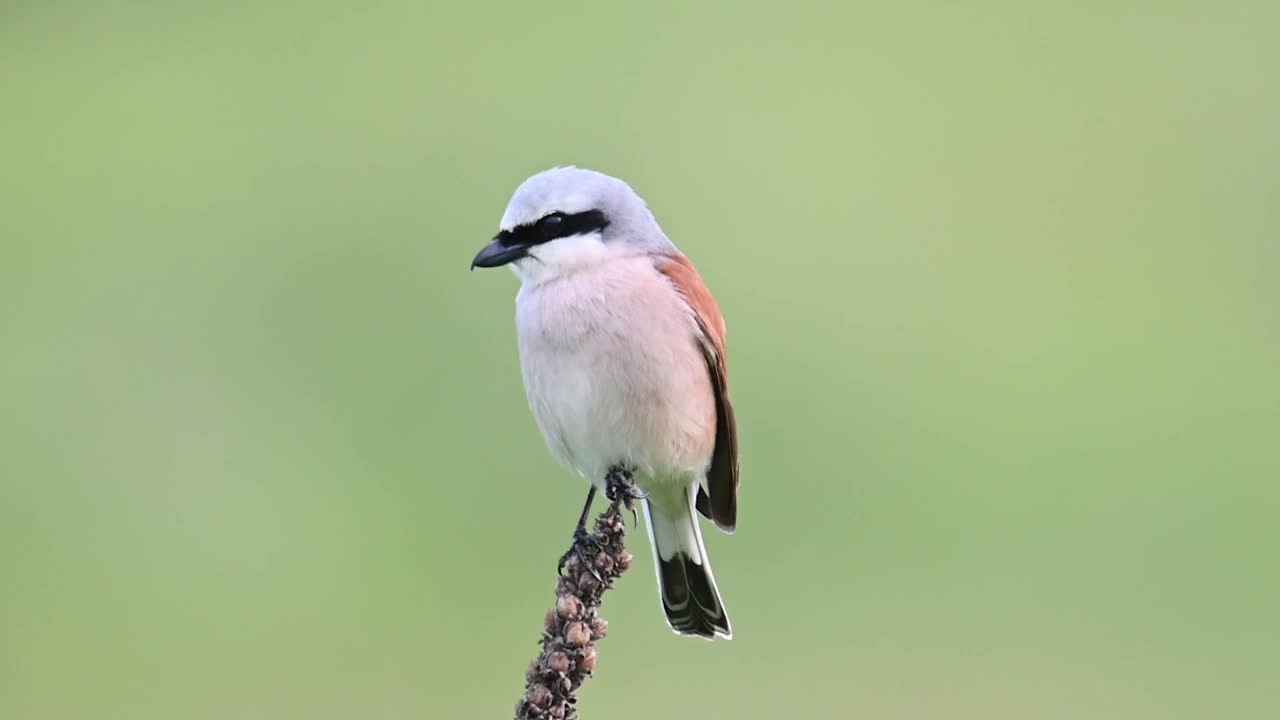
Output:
top-left (496, 209), bottom-right (611, 248)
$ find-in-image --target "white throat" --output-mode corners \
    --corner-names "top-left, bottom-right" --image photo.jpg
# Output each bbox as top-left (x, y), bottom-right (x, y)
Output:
top-left (510, 232), bottom-right (621, 286)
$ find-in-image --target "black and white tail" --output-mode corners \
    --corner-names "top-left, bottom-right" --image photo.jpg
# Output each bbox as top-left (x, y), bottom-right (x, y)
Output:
top-left (642, 484), bottom-right (731, 639)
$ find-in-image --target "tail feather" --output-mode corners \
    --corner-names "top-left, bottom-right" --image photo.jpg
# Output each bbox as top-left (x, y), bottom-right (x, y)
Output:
top-left (643, 485), bottom-right (732, 640)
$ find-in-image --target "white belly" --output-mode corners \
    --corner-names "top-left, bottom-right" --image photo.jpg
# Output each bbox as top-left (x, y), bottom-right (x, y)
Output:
top-left (515, 256), bottom-right (716, 488)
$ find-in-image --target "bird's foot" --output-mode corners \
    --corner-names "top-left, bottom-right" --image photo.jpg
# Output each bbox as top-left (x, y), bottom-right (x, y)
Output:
top-left (558, 526), bottom-right (601, 574)
top-left (604, 466), bottom-right (644, 526)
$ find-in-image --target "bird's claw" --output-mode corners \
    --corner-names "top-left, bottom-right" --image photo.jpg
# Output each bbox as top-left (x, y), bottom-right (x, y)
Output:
top-left (558, 527), bottom-right (602, 574)
top-left (603, 468), bottom-right (642, 501)
top-left (604, 466), bottom-right (644, 526)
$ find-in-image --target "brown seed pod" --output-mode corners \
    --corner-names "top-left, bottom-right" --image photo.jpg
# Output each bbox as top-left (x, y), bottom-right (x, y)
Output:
top-left (564, 621), bottom-right (591, 647)
top-left (526, 683), bottom-right (552, 709)
top-left (556, 594), bottom-right (583, 619)
top-left (546, 651), bottom-right (572, 674)
top-left (556, 577), bottom-right (577, 596)
top-left (579, 647), bottom-right (598, 672)
top-left (590, 617), bottom-right (608, 639)
top-left (594, 552), bottom-right (615, 573)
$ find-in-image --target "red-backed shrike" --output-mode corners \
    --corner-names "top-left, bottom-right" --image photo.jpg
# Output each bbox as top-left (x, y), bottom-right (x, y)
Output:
top-left (472, 167), bottom-right (738, 639)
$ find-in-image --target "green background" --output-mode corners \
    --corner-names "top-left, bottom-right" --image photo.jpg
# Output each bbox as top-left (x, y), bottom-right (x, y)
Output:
top-left (3, 2), bottom-right (1277, 718)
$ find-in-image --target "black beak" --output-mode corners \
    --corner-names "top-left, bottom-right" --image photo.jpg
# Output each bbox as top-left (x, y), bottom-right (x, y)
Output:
top-left (470, 236), bottom-right (529, 270)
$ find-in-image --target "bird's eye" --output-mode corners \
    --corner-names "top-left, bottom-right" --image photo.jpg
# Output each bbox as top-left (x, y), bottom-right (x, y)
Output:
top-left (538, 213), bottom-right (564, 234)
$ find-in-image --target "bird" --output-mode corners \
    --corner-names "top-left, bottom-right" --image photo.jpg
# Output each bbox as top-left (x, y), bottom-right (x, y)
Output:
top-left (471, 167), bottom-right (738, 639)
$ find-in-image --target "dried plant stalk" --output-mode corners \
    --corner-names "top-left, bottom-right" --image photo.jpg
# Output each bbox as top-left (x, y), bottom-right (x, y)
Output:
top-left (515, 467), bottom-right (637, 720)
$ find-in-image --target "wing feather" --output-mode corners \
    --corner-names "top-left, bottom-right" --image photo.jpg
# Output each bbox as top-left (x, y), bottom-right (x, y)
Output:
top-left (654, 252), bottom-right (738, 532)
